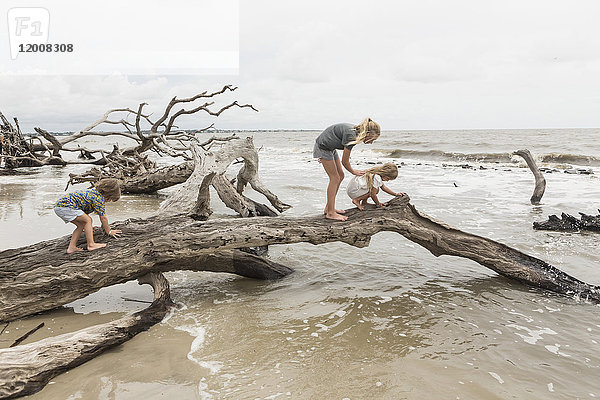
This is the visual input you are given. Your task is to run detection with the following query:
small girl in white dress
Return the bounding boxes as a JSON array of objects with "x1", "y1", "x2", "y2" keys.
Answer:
[{"x1": 346, "y1": 163, "x2": 405, "y2": 210}]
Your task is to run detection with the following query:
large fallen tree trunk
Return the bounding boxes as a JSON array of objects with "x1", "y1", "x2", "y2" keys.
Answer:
[
  {"x1": 0, "y1": 272, "x2": 175, "y2": 399},
  {"x1": 534, "y1": 210, "x2": 600, "y2": 232},
  {"x1": 2, "y1": 196, "x2": 600, "y2": 325}
]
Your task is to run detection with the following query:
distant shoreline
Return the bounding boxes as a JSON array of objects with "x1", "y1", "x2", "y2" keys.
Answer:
[{"x1": 24, "y1": 126, "x2": 600, "y2": 136}]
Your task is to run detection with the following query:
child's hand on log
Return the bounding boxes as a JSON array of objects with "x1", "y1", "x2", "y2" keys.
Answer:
[{"x1": 108, "y1": 229, "x2": 122, "y2": 238}]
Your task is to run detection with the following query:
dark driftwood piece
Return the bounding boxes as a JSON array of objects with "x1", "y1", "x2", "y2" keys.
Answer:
[
  {"x1": 2, "y1": 196, "x2": 600, "y2": 326},
  {"x1": 534, "y1": 210, "x2": 600, "y2": 232},
  {"x1": 9, "y1": 323, "x2": 44, "y2": 348},
  {"x1": 0, "y1": 272, "x2": 175, "y2": 399},
  {"x1": 514, "y1": 149, "x2": 546, "y2": 204}
]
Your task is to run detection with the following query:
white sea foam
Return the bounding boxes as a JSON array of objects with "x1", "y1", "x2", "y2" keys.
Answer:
[
  {"x1": 506, "y1": 324, "x2": 557, "y2": 345},
  {"x1": 171, "y1": 318, "x2": 224, "y2": 374},
  {"x1": 488, "y1": 372, "x2": 504, "y2": 384}
]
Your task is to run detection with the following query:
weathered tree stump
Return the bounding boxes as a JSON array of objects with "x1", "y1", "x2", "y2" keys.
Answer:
[
  {"x1": 514, "y1": 149, "x2": 546, "y2": 204},
  {"x1": 534, "y1": 210, "x2": 600, "y2": 232},
  {"x1": 159, "y1": 137, "x2": 290, "y2": 219}
]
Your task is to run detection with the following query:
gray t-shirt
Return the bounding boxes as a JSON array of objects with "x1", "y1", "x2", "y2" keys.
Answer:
[{"x1": 315, "y1": 123, "x2": 357, "y2": 151}]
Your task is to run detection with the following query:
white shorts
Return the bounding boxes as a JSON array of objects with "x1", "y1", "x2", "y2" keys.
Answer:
[{"x1": 54, "y1": 206, "x2": 85, "y2": 223}]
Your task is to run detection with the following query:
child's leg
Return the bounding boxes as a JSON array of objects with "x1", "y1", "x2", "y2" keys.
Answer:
[
  {"x1": 320, "y1": 158, "x2": 347, "y2": 221},
  {"x1": 352, "y1": 193, "x2": 370, "y2": 210},
  {"x1": 67, "y1": 218, "x2": 86, "y2": 254},
  {"x1": 71, "y1": 214, "x2": 106, "y2": 251},
  {"x1": 369, "y1": 187, "x2": 381, "y2": 206}
]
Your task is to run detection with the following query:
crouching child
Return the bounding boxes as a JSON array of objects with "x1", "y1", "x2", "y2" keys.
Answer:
[{"x1": 54, "y1": 178, "x2": 122, "y2": 254}]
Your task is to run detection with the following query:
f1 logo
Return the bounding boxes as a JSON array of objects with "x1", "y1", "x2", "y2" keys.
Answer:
[{"x1": 7, "y1": 8, "x2": 50, "y2": 60}]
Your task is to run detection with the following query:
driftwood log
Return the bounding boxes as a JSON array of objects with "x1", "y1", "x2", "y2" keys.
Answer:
[
  {"x1": 0, "y1": 272, "x2": 175, "y2": 399},
  {"x1": 159, "y1": 137, "x2": 290, "y2": 219},
  {"x1": 534, "y1": 210, "x2": 600, "y2": 232},
  {"x1": 2, "y1": 196, "x2": 600, "y2": 325},
  {"x1": 514, "y1": 149, "x2": 546, "y2": 204}
]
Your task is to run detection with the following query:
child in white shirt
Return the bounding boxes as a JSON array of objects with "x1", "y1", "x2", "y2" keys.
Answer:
[{"x1": 346, "y1": 163, "x2": 405, "y2": 210}]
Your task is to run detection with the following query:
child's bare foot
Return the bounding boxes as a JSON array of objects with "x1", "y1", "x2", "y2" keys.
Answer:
[
  {"x1": 87, "y1": 243, "x2": 107, "y2": 251},
  {"x1": 351, "y1": 199, "x2": 364, "y2": 210},
  {"x1": 67, "y1": 247, "x2": 83, "y2": 254},
  {"x1": 325, "y1": 212, "x2": 348, "y2": 221}
]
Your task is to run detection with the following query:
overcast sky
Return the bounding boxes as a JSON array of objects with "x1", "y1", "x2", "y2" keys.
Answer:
[{"x1": 3, "y1": 0, "x2": 600, "y2": 132}]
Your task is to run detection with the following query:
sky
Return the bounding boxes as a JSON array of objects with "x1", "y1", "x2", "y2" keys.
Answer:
[{"x1": 2, "y1": 0, "x2": 600, "y2": 132}]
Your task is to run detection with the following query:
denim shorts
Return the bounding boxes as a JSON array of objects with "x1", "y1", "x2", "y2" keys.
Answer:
[
  {"x1": 312, "y1": 142, "x2": 339, "y2": 161},
  {"x1": 54, "y1": 206, "x2": 84, "y2": 223}
]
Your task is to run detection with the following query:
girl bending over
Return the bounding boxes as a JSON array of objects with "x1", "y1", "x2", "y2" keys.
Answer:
[{"x1": 313, "y1": 118, "x2": 381, "y2": 221}]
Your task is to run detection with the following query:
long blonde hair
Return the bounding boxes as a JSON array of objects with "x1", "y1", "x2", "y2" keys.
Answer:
[
  {"x1": 347, "y1": 117, "x2": 381, "y2": 146},
  {"x1": 364, "y1": 163, "x2": 398, "y2": 191}
]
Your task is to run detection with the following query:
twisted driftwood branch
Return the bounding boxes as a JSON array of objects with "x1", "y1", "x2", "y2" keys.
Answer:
[
  {"x1": 0, "y1": 272, "x2": 175, "y2": 399},
  {"x1": 514, "y1": 149, "x2": 546, "y2": 204},
  {"x1": 159, "y1": 136, "x2": 290, "y2": 219}
]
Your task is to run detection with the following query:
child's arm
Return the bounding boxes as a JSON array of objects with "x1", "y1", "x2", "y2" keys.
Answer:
[
  {"x1": 369, "y1": 188, "x2": 382, "y2": 206},
  {"x1": 341, "y1": 148, "x2": 365, "y2": 176},
  {"x1": 99, "y1": 215, "x2": 121, "y2": 238},
  {"x1": 381, "y1": 184, "x2": 406, "y2": 197}
]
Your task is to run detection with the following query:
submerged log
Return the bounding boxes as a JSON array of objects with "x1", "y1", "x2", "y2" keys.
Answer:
[
  {"x1": 534, "y1": 210, "x2": 600, "y2": 232},
  {"x1": 514, "y1": 149, "x2": 546, "y2": 204},
  {"x1": 2, "y1": 196, "x2": 600, "y2": 325},
  {"x1": 0, "y1": 272, "x2": 175, "y2": 399}
]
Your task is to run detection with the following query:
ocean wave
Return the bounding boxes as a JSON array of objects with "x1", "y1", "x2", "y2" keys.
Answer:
[
  {"x1": 540, "y1": 153, "x2": 600, "y2": 166},
  {"x1": 386, "y1": 149, "x2": 515, "y2": 163},
  {"x1": 384, "y1": 149, "x2": 600, "y2": 166}
]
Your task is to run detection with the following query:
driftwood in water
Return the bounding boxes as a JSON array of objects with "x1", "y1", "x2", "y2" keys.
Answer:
[
  {"x1": 0, "y1": 272, "x2": 175, "y2": 399},
  {"x1": 534, "y1": 210, "x2": 600, "y2": 232},
  {"x1": 514, "y1": 149, "x2": 546, "y2": 204},
  {"x1": 2, "y1": 196, "x2": 600, "y2": 326}
]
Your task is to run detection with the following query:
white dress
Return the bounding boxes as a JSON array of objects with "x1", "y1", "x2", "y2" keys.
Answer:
[{"x1": 346, "y1": 174, "x2": 383, "y2": 199}]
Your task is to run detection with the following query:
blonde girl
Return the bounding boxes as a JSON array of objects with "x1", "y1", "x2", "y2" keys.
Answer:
[
  {"x1": 313, "y1": 118, "x2": 381, "y2": 221},
  {"x1": 346, "y1": 163, "x2": 405, "y2": 210}
]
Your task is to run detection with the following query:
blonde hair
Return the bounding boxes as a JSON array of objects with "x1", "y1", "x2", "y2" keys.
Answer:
[
  {"x1": 347, "y1": 117, "x2": 381, "y2": 146},
  {"x1": 364, "y1": 163, "x2": 398, "y2": 191},
  {"x1": 95, "y1": 178, "x2": 121, "y2": 202}
]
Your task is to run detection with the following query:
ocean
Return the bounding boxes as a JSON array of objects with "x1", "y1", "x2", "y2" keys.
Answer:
[{"x1": 1, "y1": 128, "x2": 599, "y2": 399}]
